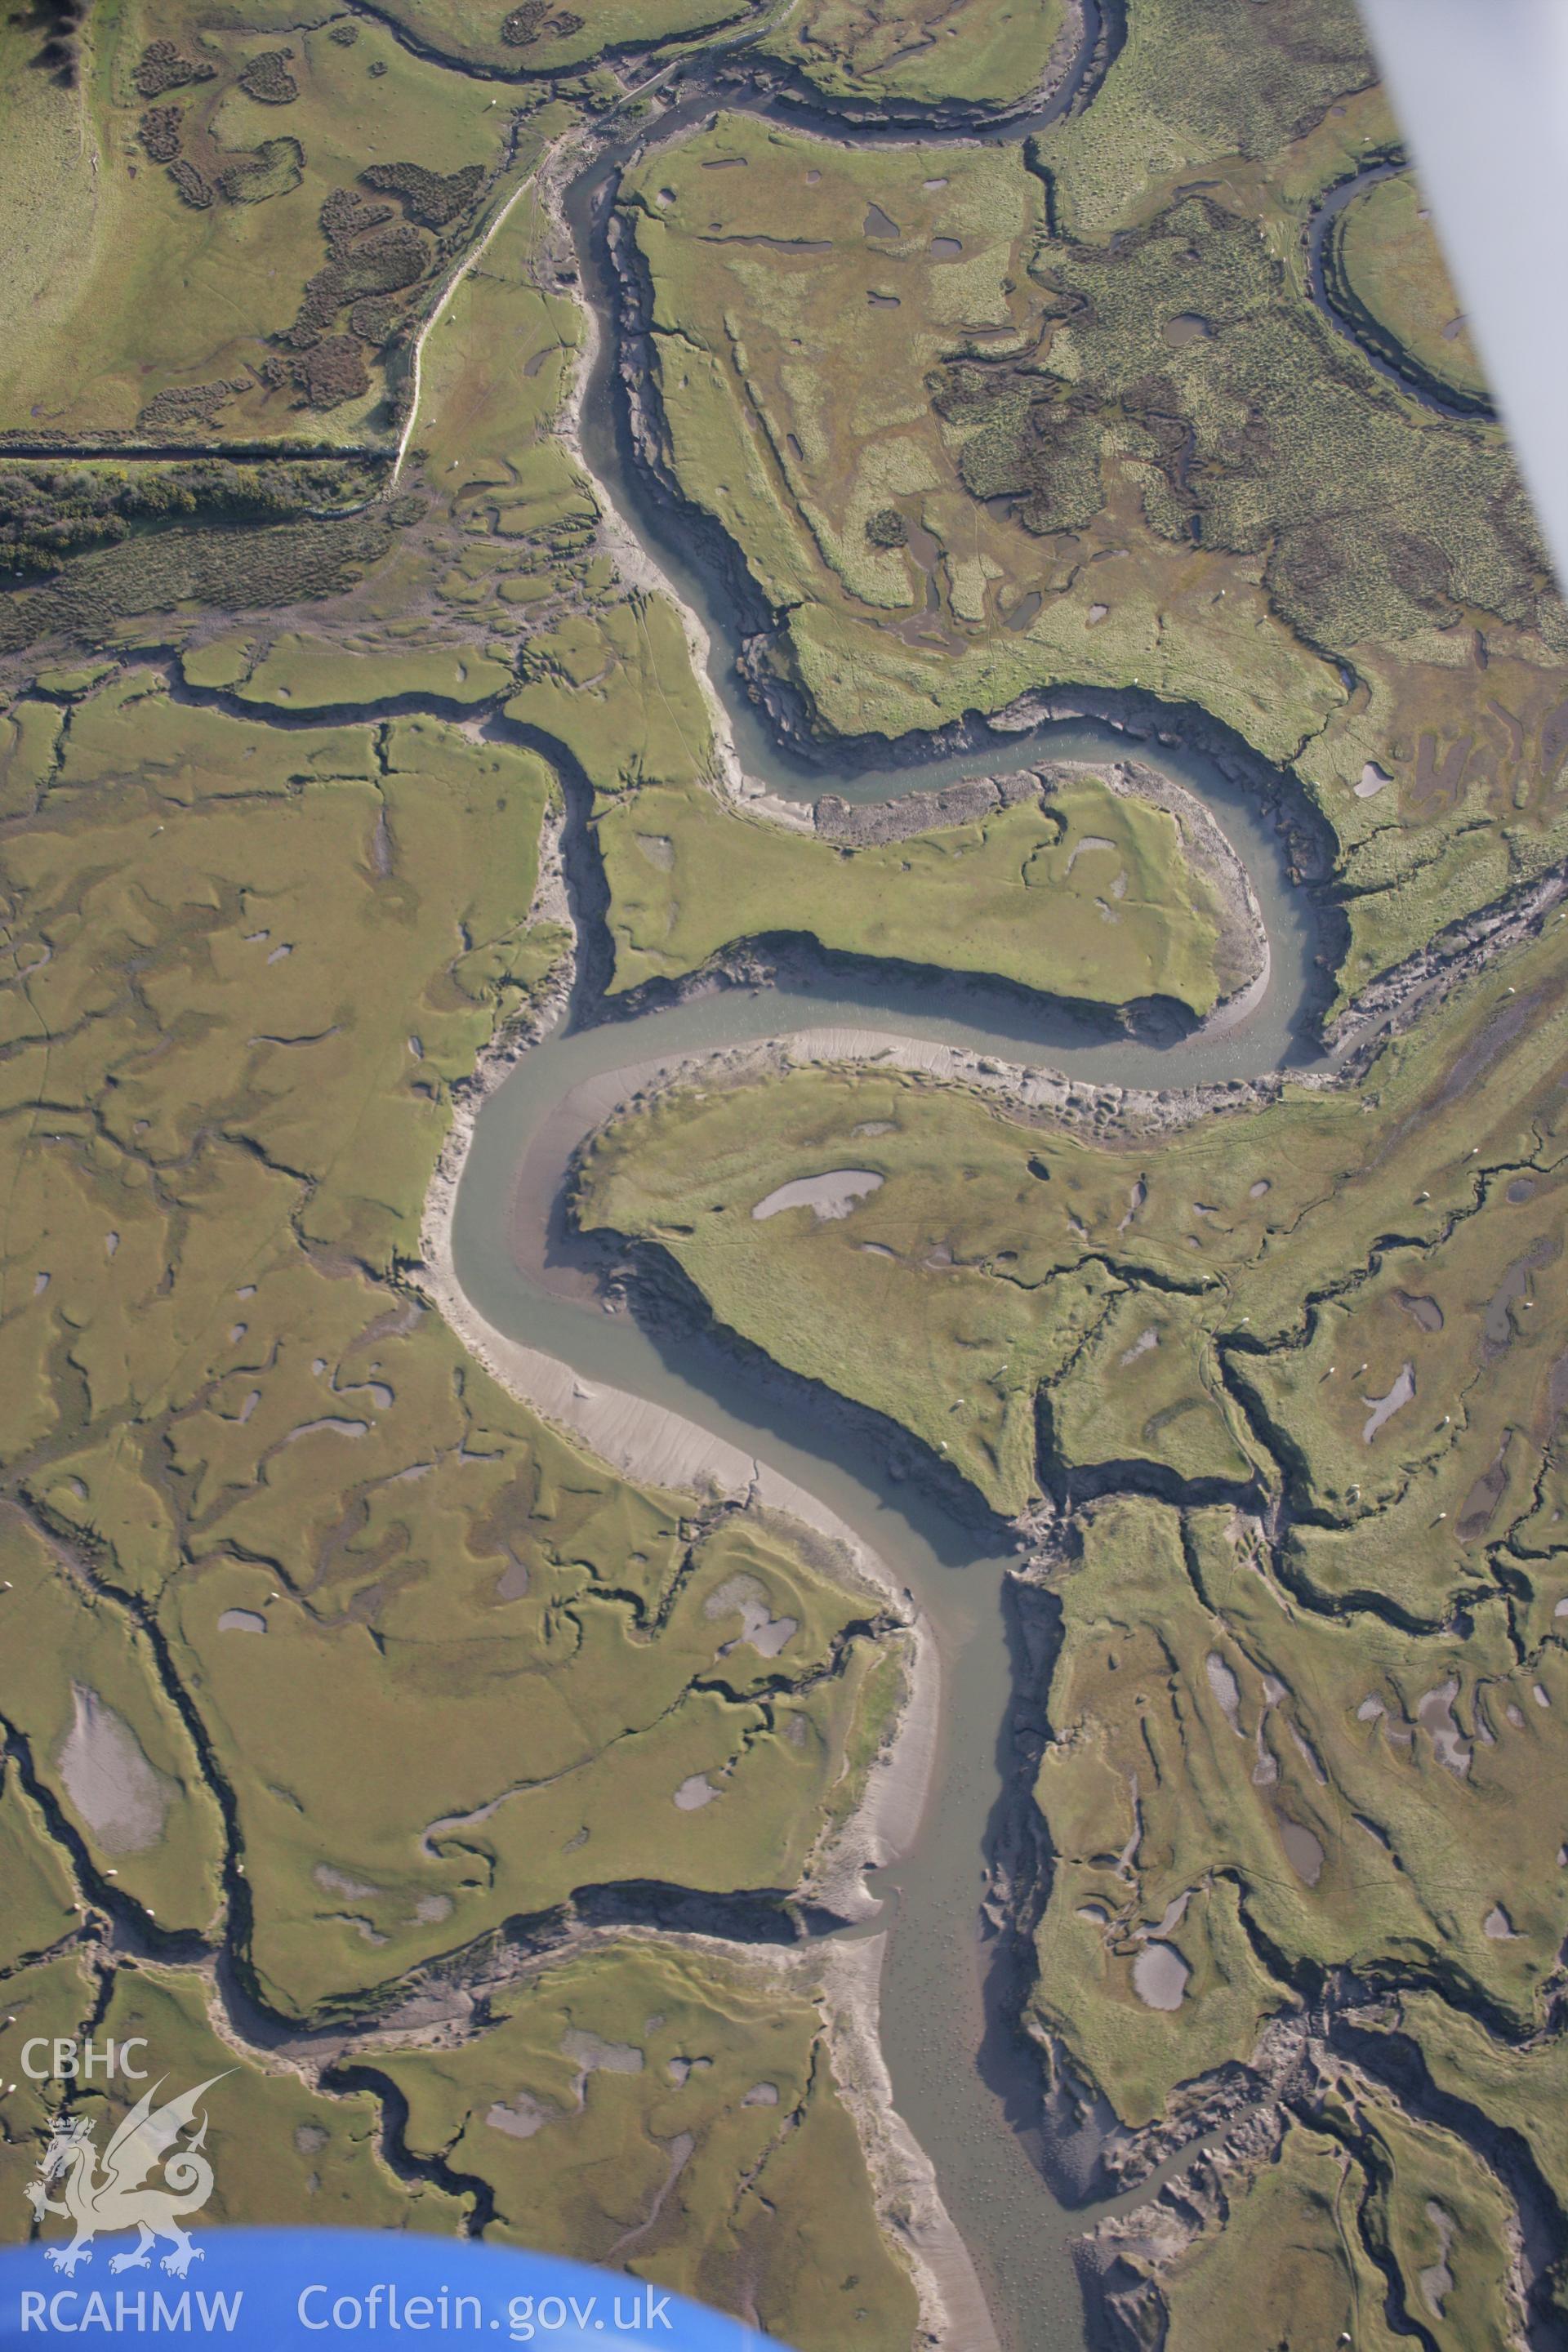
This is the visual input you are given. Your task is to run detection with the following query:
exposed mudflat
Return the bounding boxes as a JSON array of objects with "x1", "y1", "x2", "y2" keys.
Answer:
[
  {"x1": 1132, "y1": 1943, "x2": 1190, "y2": 2011},
  {"x1": 57, "y1": 1685, "x2": 172, "y2": 1855},
  {"x1": 752, "y1": 1169, "x2": 884, "y2": 1221}
]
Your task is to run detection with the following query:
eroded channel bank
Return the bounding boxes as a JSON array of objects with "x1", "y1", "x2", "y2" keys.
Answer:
[
  {"x1": 434, "y1": 993, "x2": 1258, "y2": 2352},
  {"x1": 433, "y1": 738, "x2": 1328, "y2": 2352},
  {"x1": 422, "y1": 68, "x2": 1352, "y2": 2352},
  {"x1": 424, "y1": 36, "x2": 1566, "y2": 2346},
  {"x1": 419, "y1": 29, "x2": 1542, "y2": 2343}
]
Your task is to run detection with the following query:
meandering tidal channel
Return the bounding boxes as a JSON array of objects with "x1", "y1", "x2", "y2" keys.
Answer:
[{"x1": 448, "y1": 54, "x2": 1339, "y2": 2352}]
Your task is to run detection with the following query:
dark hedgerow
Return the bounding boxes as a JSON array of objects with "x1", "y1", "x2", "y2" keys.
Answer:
[
  {"x1": 0, "y1": 461, "x2": 381, "y2": 580},
  {"x1": 320, "y1": 189, "x2": 396, "y2": 244},
  {"x1": 349, "y1": 295, "x2": 406, "y2": 345},
  {"x1": 284, "y1": 225, "x2": 430, "y2": 350},
  {"x1": 0, "y1": 510, "x2": 394, "y2": 655},
  {"x1": 32, "y1": 0, "x2": 92, "y2": 83},
  {"x1": 136, "y1": 381, "x2": 243, "y2": 431}
]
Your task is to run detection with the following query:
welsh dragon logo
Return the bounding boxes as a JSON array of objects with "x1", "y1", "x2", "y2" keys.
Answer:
[{"x1": 24, "y1": 2075, "x2": 226, "y2": 2278}]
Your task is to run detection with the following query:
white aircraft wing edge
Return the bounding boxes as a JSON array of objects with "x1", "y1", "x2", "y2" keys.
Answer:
[{"x1": 1357, "y1": 0, "x2": 1568, "y2": 592}]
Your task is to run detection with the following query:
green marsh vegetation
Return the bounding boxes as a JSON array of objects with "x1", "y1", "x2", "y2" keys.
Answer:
[
  {"x1": 168, "y1": 1447, "x2": 901, "y2": 2016},
  {"x1": 1323, "y1": 169, "x2": 1490, "y2": 412},
  {"x1": 617, "y1": 44, "x2": 1567, "y2": 1006},
  {"x1": 1035, "y1": 1499, "x2": 1565, "y2": 2114},
  {"x1": 373, "y1": 1936, "x2": 920, "y2": 2350},
  {"x1": 761, "y1": 0, "x2": 1069, "y2": 112},
  {"x1": 359, "y1": 175, "x2": 613, "y2": 646},
  {"x1": 0, "y1": 679, "x2": 903, "y2": 2026},
  {"x1": 1393, "y1": 1990, "x2": 1568, "y2": 2236},
  {"x1": 595, "y1": 771, "x2": 1232, "y2": 1013},
  {"x1": 0, "y1": 1953, "x2": 100, "y2": 2221},
  {"x1": 1033, "y1": 0, "x2": 1378, "y2": 237},
  {"x1": 0, "y1": 0, "x2": 1563, "y2": 2328},
  {"x1": 86, "y1": 1967, "x2": 459, "y2": 2232},
  {"x1": 186, "y1": 630, "x2": 515, "y2": 709},
  {"x1": 364, "y1": 0, "x2": 760, "y2": 78},
  {"x1": 119, "y1": 187, "x2": 608, "y2": 706},
  {"x1": 0, "y1": 185, "x2": 607, "y2": 697},
  {"x1": 1110, "y1": 2099, "x2": 1519, "y2": 2352},
  {"x1": 0, "y1": 0, "x2": 519, "y2": 442},
  {"x1": 575, "y1": 916, "x2": 1568, "y2": 1599},
  {"x1": 497, "y1": 568, "x2": 1234, "y2": 1025},
  {"x1": 577, "y1": 938, "x2": 1568, "y2": 2339},
  {"x1": 0, "y1": 1747, "x2": 79, "y2": 1976},
  {"x1": 0, "y1": 1509, "x2": 227, "y2": 1936},
  {"x1": 507, "y1": 590, "x2": 1241, "y2": 1018},
  {"x1": 0, "y1": 672, "x2": 911, "y2": 2264},
  {"x1": 19, "y1": 1935, "x2": 918, "y2": 2336},
  {"x1": 505, "y1": 599, "x2": 711, "y2": 791}
]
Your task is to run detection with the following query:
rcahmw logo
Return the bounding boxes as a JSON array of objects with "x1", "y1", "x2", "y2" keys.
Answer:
[{"x1": 21, "y1": 2047, "x2": 231, "y2": 2287}]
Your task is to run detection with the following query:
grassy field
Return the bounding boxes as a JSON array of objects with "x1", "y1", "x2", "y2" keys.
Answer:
[
  {"x1": 0, "y1": 17, "x2": 100, "y2": 403},
  {"x1": 0, "y1": 676, "x2": 905, "y2": 2024},
  {"x1": 0, "y1": 0, "x2": 519, "y2": 441},
  {"x1": 368, "y1": 0, "x2": 757, "y2": 76},
  {"x1": 762, "y1": 0, "x2": 1069, "y2": 110},
  {"x1": 374, "y1": 1936, "x2": 919, "y2": 2351},
  {"x1": 1325, "y1": 171, "x2": 1490, "y2": 408},
  {"x1": 165, "y1": 184, "x2": 608, "y2": 688},
  {"x1": 595, "y1": 772, "x2": 1229, "y2": 1011},
  {"x1": 575, "y1": 915, "x2": 1568, "y2": 1607}
]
